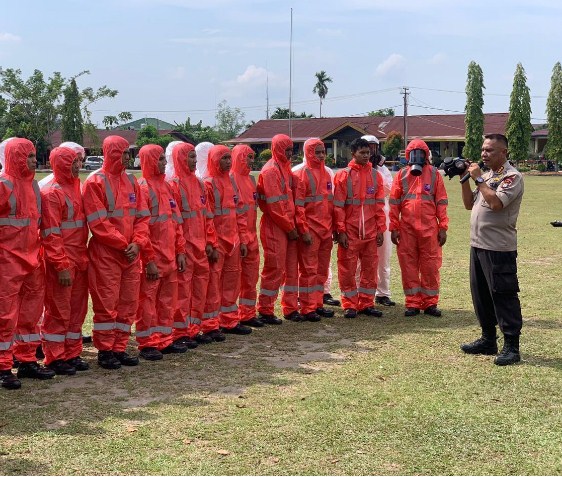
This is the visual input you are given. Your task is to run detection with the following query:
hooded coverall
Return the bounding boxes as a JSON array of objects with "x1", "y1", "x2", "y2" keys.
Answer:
[
  {"x1": 135, "y1": 144, "x2": 186, "y2": 351},
  {"x1": 167, "y1": 143, "x2": 218, "y2": 341},
  {"x1": 231, "y1": 145, "x2": 259, "y2": 323},
  {"x1": 334, "y1": 159, "x2": 386, "y2": 310},
  {"x1": 40, "y1": 147, "x2": 89, "y2": 365},
  {"x1": 204, "y1": 145, "x2": 248, "y2": 331},
  {"x1": 389, "y1": 139, "x2": 449, "y2": 309},
  {"x1": 82, "y1": 136, "x2": 151, "y2": 353},
  {"x1": 0, "y1": 139, "x2": 44, "y2": 371},
  {"x1": 257, "y1": 134, "x2": 299, "y2": 317},
  {"x1": 294, "y1": 139, "x2": 334, "y2": 314}
]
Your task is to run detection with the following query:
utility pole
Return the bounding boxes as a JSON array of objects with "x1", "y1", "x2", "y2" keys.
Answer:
[
  {"x1": 402, "y1": 86, "x2": 410, "y2": 148},
  {"x1": 288, "y1": 7, "x2": 293, "y2": 138},
  {"x1": 266, "y1": 68, "x2": 270, "y2": 119}
]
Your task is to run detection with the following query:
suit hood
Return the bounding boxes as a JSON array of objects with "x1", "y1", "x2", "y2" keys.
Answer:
[
  {"x1": 207, "y1": 145, "x2": 231, "y2": 178},
  {"x1": 171, "y1": 142, "x2": 195, "y2": 179},
  {"x1": 4, "y1": 138, "x2": 36, "y2": 180},
  {"x1": 304, "y1": 138, "x2": 325, "y2": 169},
  {"x1": 406, "y1": 139, "x2": 431, "y2": 164},
  {"x1": 102, "y1": 135, "x2": 130, "y2": 175},
  {"x1": 232, "y1": 144, "x2": 254, "y2": 176},
  {"x1": 51, "y1": 146, "x2": 79, "y2": 186},
  {"x1": 195, "y1": 142, "x2": 214, "y2": 178},
  {"x1": 139, "y1": 144, "x2": 164, "y2": 180},
  {"x1": 271, "y1": 134, "x2": 293, "y2": 167}
]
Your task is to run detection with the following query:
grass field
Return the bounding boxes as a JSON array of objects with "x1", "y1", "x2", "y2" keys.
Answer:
[{"x1": 1, "y1": 174, "x2": 561, "y2": 475}]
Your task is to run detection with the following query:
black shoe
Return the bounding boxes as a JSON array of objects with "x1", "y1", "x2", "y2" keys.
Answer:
[
  {"x1": 222, "y1": 324, "x2": 253, "y2": 335},
  {"x1": 174, "y1": 337, "x2": 198, "y2": 349},
  {"x1": 494, "y1": 335, "x2": 521, "y2": 366},
  {"x1": 139, "y1": 347, "x2": 164, "y2": 361},
  {"x1": 66, "y1": 357, "x2": 90, "y2": 371},
  {"x1": 114, "y1": 351, "x2": 139, "y2": 366},
  {"x1": 316, "y1": 307, "x2": 334, "y2": 318},
  {"x1": 344, "y1": 308, "x2": 357, "y2": 319},
  {"x1": 284, "y1": 311, "x2": 305, "y2": 322},
  {"x1": 36, "y1": 345, "x2": 45, "y2": 360},
  {"x1": 47, "y1": 360, "x2": 76, "y2": 376},
  {"x1": 195, "y1": 332, "x2": 214, "y2": 345},
  {"x1": 424, "y1": 305, "x2": 442, "y2": 317},
  {"x1": 16, "y1": 362, "x2": 56, "y2": 380},
  {"x1": 0, "y1": 370, "x2": 21, "y2": 390},
  {"x1": 258, "y1": 314, "x2": 283, "y2": 325},
  {"x1": 358, "y1": 307, "x2": 383, "y2": 317},
  {"x1": 405, "y1": 308, "x2": 420, "y2": 317},
  {"x1": 82, "y1": 334, "x2": 93, "y2": 344},
  {"x1": 376, "y1": 296, "x2": 396, "y2": 306},
  {"x1": 97, "y1": 351, "x2": 121, "y2": 370},
  {"x1": 303, "y1": 312, "x2": 321, "y2": 322},
  {"x1": 323, "y1": 293, "x2": 341, "y2": 306},
  {"x1": 460, "y1": 336, "x2": 498, "y2": 355},
  {"x1": 161, "y1": 342, "x2": 189, "y2": 354},
  {"x1": 242, "y1": 317, "x2": 265, "y2": 328},
  {"x1": 207, "y1": 330, "x2": 226, "y2": 342}
]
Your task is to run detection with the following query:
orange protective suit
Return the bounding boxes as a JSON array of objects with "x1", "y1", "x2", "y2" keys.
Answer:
[
  {"x1": 204, "y1": 145, "x2": 248, "y2": 330},
  {"x1": 135, "y1": 145, "x2": 186, "y2": 351},
  {"x1": 389, "y1": 139, "x2": 449, "y2": 309},
  {"x1": 167, "y1": 143, "x2": 217, "y2": 340},
  {"x1": 257, "y1": 134, "x2": 299, "y2": 317},
  {"x1": 231, "y1": 145, "x2": 259, "y2": 322},
  {"x1": 40, "y1": 147, "x2": 89, "y2": 365},
  {"x1": 334, "y1": 159, "x2": 386, "y2": 310},
  {"x1": 82, "y1": 136, "x2": 151, "y2": 353},
  {"x1": 0, "y1": 138, "x2": 44, "y2": 370},
  {"x1": 294, "y1": 139, "x2": 334, "y2": 314}
]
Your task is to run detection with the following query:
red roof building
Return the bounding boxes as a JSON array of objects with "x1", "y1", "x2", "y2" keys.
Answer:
[{"x1": 229, "y1": 113, "x2": 509, "y2": 163}]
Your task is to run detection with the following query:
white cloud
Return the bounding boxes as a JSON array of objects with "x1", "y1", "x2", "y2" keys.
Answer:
[
  {"x1": 375, "y1": 53, "x2": 406, "y2": 77},
  {"x1": 169, "y1": 66, "x2": 186, "y2": 80},
  {"x1": 316, "y1": 28, "x2": 344, "y2": 38},
  {"x1": 428, "y1": 53, "x2": 447, "y2": 65},
  {"x1": 236, "y1": 65, "x2": 268, "y2": 85},
  {"x1": 0, "y1": 32, "x2": 21, "y2": 42}
]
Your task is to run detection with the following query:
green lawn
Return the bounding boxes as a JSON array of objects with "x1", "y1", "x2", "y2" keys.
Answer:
[{"x1": 1, "y1": 174, "x2": 561, "y2": 475}]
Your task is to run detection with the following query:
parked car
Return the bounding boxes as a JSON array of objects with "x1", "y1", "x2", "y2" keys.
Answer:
[{"x1": 84, "y1": 156, "x2": 103, "y2": 170}]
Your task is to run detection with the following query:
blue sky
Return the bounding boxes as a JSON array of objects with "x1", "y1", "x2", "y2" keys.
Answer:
[{"x1": 1, "y1": 0, "x2": 561, "y2": 127}]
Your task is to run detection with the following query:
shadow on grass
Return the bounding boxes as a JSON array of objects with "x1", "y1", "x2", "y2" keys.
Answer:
[
  {"x1": 524, "y1": 354, "x2": 562, "y2": 370},
  {"x1": 0, "y1": 305, "x2": 479, "y2": 440},
  {"x1": 0, "y1": 457, "x2": 49, "y2": 475}
]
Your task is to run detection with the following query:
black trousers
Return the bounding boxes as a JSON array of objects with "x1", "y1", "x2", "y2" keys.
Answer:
[{"x1": 470, "y1": 247, "x2": 522, "y2": 336}]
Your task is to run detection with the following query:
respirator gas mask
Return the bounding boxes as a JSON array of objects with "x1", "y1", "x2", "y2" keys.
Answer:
[{"x1": 408, "y1": 149, "x2": 426, "y2": 176}]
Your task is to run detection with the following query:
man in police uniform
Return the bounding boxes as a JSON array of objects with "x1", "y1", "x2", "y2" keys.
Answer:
[{"x1": 460, "y1": 134, "x2": 524, "y2": 366}]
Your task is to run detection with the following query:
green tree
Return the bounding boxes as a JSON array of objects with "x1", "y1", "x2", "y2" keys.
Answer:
[
  {"x1": 506, "y1": 63, "x2": 532, "y2": 163},
  {"x1": 0, "y1": 68, "x2": 121, "y2": 160},
  {"x1": 61, "y1": 78, "x2": 83, "y2": 143},
  {"x1": 312, "y1": 70, "x2": 333, "y2": 118},
  {"x1": 546, "y1": 62, "x2": 562, "y2": 169},
  {"x1": 382, "y1": 130, "x2": 403, "y2": 159},
  {"x1": 102, "y1": 111, "x2": 133, "y2": 130},
  {"x1": 173, "y1": 117, "x2": 221, "y2": 144},
  {"x1": 463, "y1": 61, "x2": 485, "y2": 160},
  {"x1": 135, "y1": 125, "x2": 174, "y2": 149},
  {"x1": 368, "y1": 108, "x2": 395, "y2": 117},
  {"x1": 215, "y1": 100, "x2": 246, "y2": 141},
  {"x1": 270, "y1": 107, "x2": 313, "y2": 119}
]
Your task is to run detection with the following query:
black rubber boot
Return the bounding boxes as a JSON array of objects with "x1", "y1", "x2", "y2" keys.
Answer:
[
  {"x1": 460, "y1": 330, "x2": 498, "y2": 355},
  {"x1": 494, "y1": 334, "x2": 521, "y2": 366}
]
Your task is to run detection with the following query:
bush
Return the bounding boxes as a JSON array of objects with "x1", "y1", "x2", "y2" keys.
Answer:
[
  {"x1": 518, "y1": 166, "x2": 530, "y2": 172},
  {"x1": 259, "y1": 149, "x2": 272, "y2": 161},
  {"x1": 537, "y1": 163, "x2": 546, "y2": 172}
]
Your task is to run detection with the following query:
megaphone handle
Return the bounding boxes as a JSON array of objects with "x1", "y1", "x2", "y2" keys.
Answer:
[{"x1": 460, "y1": 172, "x2": 471, "y2": 184}]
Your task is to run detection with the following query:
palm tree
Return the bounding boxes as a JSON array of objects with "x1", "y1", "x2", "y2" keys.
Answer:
[{"x1": 312, "y1": 71, "x2": 333, "y2": 118}]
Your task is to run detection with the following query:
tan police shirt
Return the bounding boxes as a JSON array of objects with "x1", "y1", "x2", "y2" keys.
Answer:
[{"x1": 470, "y1": 161, "x2": 524, "y2": 252}]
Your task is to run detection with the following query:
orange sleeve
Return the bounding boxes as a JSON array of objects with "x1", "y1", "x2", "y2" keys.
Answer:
[
  {"x1": 434, "y1": 171, "x2": 449, "y2": 231},
  {"x1": 375, "y1": 172, "x2": 387, "y2": 233},
  {"x1": 294, "y1": 169, "x2": 309, "y2": 235},
  {"x1": 82, "y1": 178, "x2": 129, "y2": 250},
  {"x1": 40, "y1": 189, "x2": 72, "y2": 272},
  {"x1": 258, "y1": 169, "x2": 295, "y2": 233},
  {"x1": 333, "y1": 170, "x2": 348, "y2": 234}
]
